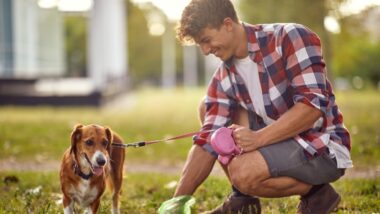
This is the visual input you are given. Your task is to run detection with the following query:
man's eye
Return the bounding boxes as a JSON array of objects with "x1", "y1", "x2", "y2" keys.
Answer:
[
  {"x1": 103, "y1": 140, "x2": 109, "y2": 147},
  {"x1": 85, "y1": 140, "x2": 94, "y2": 146}
]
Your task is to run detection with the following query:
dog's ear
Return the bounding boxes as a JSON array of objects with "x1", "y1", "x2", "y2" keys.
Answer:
[
  {"x1": 105, "y1": 127, "x2": 113, "y2": 152},
  {"x1": 70, "y1": 124, "x2": 83, "y2": 154}
]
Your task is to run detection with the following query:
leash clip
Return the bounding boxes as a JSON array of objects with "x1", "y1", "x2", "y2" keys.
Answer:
[{"x1": 128, "y1": 141, "x2": 146, "y2": 148}]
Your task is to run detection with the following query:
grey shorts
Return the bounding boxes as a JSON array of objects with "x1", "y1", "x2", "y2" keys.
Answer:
[
  {"x1": 248, "y1": 111, "x2": 345, "y2": 185},
  {"x1": 202, "y1": 111, "x2": 345, "y2": 185},
  {"x1": 258, "y1": 139, "x2": 345, "y2": 185}
]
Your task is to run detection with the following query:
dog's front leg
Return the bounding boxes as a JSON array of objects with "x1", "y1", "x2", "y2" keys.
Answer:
[
  {"x1": 62, "y1": 196, "x2": 74, "y2": 214},
  {"x1": 89, "y1": 199, "x2": 101, "y2": 214}
]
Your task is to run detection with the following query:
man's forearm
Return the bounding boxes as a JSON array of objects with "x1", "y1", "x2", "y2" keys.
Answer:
[
  {"x1": 257, "y1": 102, "x2": 323, "y2": 147},
  {"x1": 174, "y1": 145, "x2": 216, "y2": 196}
]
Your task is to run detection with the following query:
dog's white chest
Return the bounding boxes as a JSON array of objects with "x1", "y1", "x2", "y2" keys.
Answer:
[{"x1": 70, "y1": 180, "x2": 98, "y2": 207}]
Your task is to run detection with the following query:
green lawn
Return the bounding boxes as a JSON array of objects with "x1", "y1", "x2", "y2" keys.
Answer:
[
  {"x1": 0, "y1": 87, "x2": 379, "y2": 212},
  {"x1": 0, "y1": 171, "x2": 379, "y2": 213}
]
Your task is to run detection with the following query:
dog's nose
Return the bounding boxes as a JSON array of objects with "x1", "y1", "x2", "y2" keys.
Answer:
[{"x1": 96, "y1": 156, "x2": 106, "y2": 166}]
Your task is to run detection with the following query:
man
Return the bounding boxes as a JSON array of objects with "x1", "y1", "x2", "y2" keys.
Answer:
[{"x1": 173, "y1": 0, "x2": 353, "y2": 213}]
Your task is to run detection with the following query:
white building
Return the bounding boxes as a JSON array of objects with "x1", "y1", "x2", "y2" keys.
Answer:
[{"x1": 0, "y1": 0, "x2": 128, "y2": 106}]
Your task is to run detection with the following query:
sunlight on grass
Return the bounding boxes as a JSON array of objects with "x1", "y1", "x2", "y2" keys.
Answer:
[
  {"x1": 0, "y1": 88, "x2": 379, "y2": 213},
  {"x1": 0, "y1": 88, "x2": 379, "y2": 167},
  {"x1": 0, "y1": 171, "x2": 379, "y2": 213}
]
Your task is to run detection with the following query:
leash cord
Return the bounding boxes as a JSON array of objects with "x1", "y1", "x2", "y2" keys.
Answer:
[{"x1": 111, "y1": 129, "x2": 216, "y2": 148}]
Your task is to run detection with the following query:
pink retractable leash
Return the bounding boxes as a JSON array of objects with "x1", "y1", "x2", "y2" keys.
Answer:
[{"x1": 112, "y1": 127, "x2": 240, "y2": 165}]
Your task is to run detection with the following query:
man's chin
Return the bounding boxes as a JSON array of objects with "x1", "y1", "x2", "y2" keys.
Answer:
[
  {"x1": 216, "y1": 53, "x2": 233, "y2": 62},
  {"x1": 215, "y1": 55, "x2": 226, "y2": 61},
  {"x1": 219, "y1": 55, "x2": 232, "y2": 62}
]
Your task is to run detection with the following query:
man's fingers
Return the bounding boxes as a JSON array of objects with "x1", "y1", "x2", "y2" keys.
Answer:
[{"x1": 228, "y1": 124, "x2": 239, "y2": 130}]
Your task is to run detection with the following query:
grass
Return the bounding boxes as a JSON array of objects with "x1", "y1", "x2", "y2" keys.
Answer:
[
  {"x1": 0, "y1": 171, "x2": 379, "y2": 213},
  {"x1": 335, "y1": 90, "x2": 380, "y2": 167},
  {"x1": 0, "y1": 88, "x2": 379, "y2": 167},
  {"x1": 0, "y1": 87, "x2": 379, "y2": 212},
  {"x1": 0, "y1": 88, "x2": 203, "y2": 165}
]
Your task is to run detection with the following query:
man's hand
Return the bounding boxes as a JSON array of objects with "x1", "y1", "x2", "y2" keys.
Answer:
[
  {"x1": 229, "y1": 102, "x2": 323, "y2": 153},
  {"x1": 229, "y1": 124, "x2": 262, "y2": 152}
]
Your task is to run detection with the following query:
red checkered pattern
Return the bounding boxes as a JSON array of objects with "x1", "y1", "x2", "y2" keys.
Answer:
[{"x1": 194, "y1": 23, "x2": 351, "y2": 157}]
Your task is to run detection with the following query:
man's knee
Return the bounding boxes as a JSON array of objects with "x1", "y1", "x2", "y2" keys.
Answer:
[{"x1": 228, "y1": 157, "x2": 261, "y2": 194}]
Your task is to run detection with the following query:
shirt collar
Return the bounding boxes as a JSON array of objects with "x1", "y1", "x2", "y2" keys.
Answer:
[
  {"x1": 243, "y1": 22, "x2": 260, "y2": 53},
  {"x1": 225, "y1": 23, "x2": 261, "y2": 70}
]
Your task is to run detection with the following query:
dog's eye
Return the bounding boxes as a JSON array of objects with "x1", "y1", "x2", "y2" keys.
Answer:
[
  {"x1": 103, "y1": 140, "x2": 109, "y2": 148},
  {"x1": 85, "y1": 140, "x2": 94, "y2": 146}
]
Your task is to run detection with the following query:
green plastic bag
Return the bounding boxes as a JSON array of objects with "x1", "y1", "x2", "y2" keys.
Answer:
[{"x1": 157, "y1": 195, "x2": 196, "y2": 214}]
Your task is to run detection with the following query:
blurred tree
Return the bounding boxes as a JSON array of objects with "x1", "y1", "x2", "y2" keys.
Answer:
[
  {"x1": 127, "y1": 1, "x2": 163, "y2": 87},
  {"x1": 63, "y1": 1, "x2": 163, "y2": 86},
  {"x1": 332, "y1": 7, "x2": 380, "y2": 87},
  {"x1": 64, "y1": 15, "x2": 87, "y2": 77},
  {"x1": 237, "y1": 0, "x2": 346, "y2": 80},
  {"x1": 238, "y1": 0, "x2": 325, "y2": 32}
]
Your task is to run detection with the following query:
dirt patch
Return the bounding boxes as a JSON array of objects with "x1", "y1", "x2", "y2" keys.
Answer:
[{"x1": 0, "y1": 159, "x2": 379, "y2": 179}]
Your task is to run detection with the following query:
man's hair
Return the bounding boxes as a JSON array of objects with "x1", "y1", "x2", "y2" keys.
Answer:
[{"x1": 176, "y1": 0, "x2": 239, "y2": 44}]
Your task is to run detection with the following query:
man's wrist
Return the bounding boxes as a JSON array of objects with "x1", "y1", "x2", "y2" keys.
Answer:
[{"x1": 255, "y1": 129, "x2": 270, "y2": 148}]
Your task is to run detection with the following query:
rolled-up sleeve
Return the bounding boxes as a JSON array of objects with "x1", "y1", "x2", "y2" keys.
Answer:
[
  {"x1": 193, "y1": 69, "x2": 237, "y2": 146},
  {"x1": 281, "y1": 23, "x2": 329, "y2": 115}
]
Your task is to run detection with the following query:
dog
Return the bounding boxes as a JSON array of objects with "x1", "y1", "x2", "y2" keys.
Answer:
[{"x1": 60, "y1": 124, "x2": 125, "y2": 214}]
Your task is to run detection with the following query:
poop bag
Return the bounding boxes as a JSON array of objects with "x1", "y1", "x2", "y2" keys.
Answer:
[{"x1": 157, "y1": 195, "x2": 196, "y2": 214}]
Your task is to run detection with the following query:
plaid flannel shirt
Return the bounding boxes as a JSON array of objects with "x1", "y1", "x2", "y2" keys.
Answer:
[{"x1": 193, "y1": 23, "x2": 351, "y2": 157}]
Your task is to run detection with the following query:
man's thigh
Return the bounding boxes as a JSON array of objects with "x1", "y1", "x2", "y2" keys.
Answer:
[{"x1": 258, "y1": 139, "x2": 345, "y2": 185}]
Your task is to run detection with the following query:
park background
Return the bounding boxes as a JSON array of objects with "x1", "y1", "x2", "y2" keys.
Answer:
[{"x1": 0, "y1": 0, "x2": 379, "y2": 213}]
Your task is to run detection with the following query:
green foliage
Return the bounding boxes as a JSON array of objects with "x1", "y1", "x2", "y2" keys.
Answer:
[
  {"x1": 237, "y1": 0, "x2": 335, "y2": 79},
  {"x1": 237, "y1": 0, "x2": 327, "y2": 36},
  {"x1": 64, "y1": 15, "x2": 88, "y2": 77},
  {"x1": 127, "y1": 2, "x2": 162, "y2": 87},
  {"x1": 330, "y1": 7, "x2": 380, "y2": 87},
  {"x1": 333, "y1": 35, "x2": 380, "y2": 86},
  {"x1": 335, "y1": 90, "x2": 380, "y2": 167},
  {"x1": 0, "y1": 172, "x2": 379, "y2": 213},
  {"x1": 62, "y1": 1, "x2": 166, "y2": 86}
]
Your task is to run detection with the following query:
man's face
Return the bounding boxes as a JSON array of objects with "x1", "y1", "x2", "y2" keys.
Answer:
[{"x1": 195, "y1": 24, "x2": 235, "y2": 61}]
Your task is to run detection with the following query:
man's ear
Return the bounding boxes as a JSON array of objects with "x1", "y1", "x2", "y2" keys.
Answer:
[
  {"x1": 105, "y1": 127, "x2": 113, "y2": 153},
  {"x1": 222, "y1": 17, "x2": 234, "y2": 31},
  {"x1": 70, "y1": 124, "x2": 83, "y2": 155}
]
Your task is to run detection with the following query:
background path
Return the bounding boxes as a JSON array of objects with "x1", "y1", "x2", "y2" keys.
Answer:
[{"x1": 1, "y1": 159, "x2": 379, "y2": 179}]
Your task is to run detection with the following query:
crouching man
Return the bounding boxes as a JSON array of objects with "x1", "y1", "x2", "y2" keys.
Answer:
[{"x1": 172, "y1": 0, "x2": 353, "y2": 213}]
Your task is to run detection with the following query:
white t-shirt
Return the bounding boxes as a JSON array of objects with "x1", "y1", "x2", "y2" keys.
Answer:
[
  {"x1": 233, "y1": 56, "x2": 352, "y2": 169},
  {"x1": 233, "y1": 56, "x2": 271, "y2": 124}
]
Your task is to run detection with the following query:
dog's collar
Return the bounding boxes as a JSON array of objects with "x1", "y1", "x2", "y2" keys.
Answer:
[{"x1": 73, "y1": 162, "x2": 93, "y2": 180}]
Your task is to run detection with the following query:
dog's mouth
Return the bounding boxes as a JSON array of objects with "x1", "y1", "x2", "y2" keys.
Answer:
[
  {"x1": 83, "y1": 153, "x2": 104, "y2": 176},
  {"x1": 91, "y1": 166, "x2": 104, "y2": 176}
]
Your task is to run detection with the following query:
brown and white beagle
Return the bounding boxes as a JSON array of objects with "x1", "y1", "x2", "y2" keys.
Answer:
[{"x1": 60, "y1": 124, "x2": 125, "y2": 214}]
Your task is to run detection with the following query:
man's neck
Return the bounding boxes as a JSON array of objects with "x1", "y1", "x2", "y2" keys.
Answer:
[{"x1": 233, "y1": 22, "x2": 248, "y2": 59}]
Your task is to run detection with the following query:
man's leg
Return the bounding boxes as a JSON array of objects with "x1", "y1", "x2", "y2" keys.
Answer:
[
  {"x1": 174, "y1": 144, "x2": 216, "y2": 196},
  {"x1": 228, "y1": 146, "x2": 342, "y2": 214},
  {"x1": 199, "y1": 99, "x2": 261, "y2": 214},
  {"x1": 228, "y1": 150, "x2": 311, "y2": 197}
]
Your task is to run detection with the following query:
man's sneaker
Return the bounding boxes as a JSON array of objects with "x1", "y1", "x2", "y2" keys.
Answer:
[
  {"x1": 203, "y1": 193, "x2": 261, "y2": 214},
  {"x1": 297, "y1": 184, "x2": 341, "y2": 214}
]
